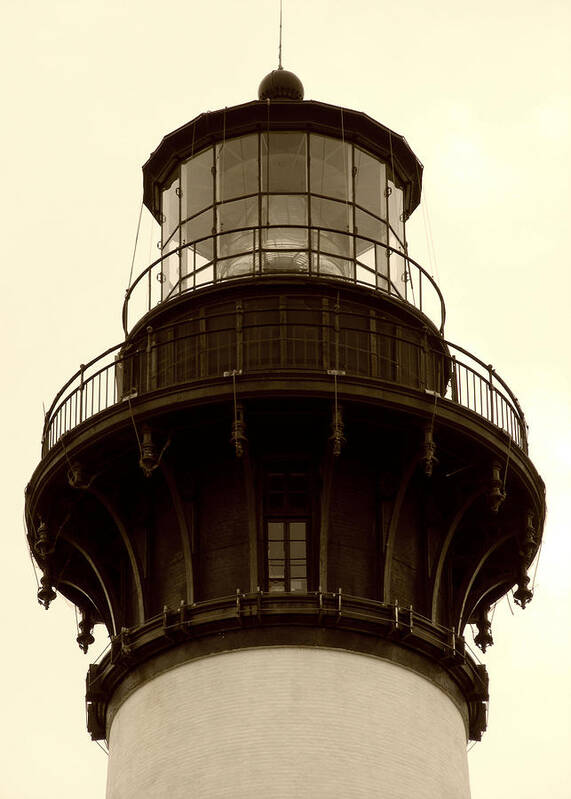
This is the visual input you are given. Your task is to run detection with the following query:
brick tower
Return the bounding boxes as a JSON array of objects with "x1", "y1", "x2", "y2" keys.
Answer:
[{"x1": 26, "y1": 68, "x2": 545, "y2": 797}]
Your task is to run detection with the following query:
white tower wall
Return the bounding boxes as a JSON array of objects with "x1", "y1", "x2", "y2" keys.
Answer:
[{"x1": 106, "y1": 647, "x2": 471, "y2": 799}]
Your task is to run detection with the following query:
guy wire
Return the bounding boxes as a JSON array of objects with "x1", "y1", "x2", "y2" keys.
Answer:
[
  {"x1": 502, "y1": 433, "x2": 512, "y2": 491},
  {"x1": 232, "y1": 369, "x2": 238, "y2": 429},
  {"x1": 340, "y1": 108, "x2": 351, "y2": 234},
  {"x1": 127, "y1": 394, "x2": 144, "y2": 462},
  {"x1": 127, "y1": 199, "x2": 144, "y2": 290},
  {"x1": 531, "y1": 538, "x2": 543, "y2": 591}
]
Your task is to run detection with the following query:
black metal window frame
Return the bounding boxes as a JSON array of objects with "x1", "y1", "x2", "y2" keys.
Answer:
[
  {"x1": 159, "y1": 131, "x2": 408, "y2": 297},
  {"x1": 266, "y1": 518, "x2": 309, "y2": 593},
  {"x1": 264, "y1": 465, "x2": 312, "y2": 593}
]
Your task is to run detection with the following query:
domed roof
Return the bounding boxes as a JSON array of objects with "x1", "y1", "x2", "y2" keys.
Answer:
[{"x1": 258, "y1": 68, "x2": 304, "y2": 101}]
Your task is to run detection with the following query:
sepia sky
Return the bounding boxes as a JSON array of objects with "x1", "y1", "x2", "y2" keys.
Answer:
[{"x1": 1, "y1": 0, "x2": 570, "y2": 796}]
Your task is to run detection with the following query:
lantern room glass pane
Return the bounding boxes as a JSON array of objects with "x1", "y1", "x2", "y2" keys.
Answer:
[
  {"x1": 262, "y1": 196, "x2": 308, "y2": 273},
  {"x1": 181, "y1": 208, "x2": 214, "y2": 284},
  {"x1": 311, "y1": 196, "x2": 351, "y2": 234},
  {"x1": 262, "y1": 132, "x2": 307, "y2": 193},
  {"x1": 181, "y1": 147, "x2": 214, "y2": 220},
  {"x1": 355, "y1": 208, "x2": 385, "y2": 245},
  {"x1": 219, "y1": 196, "x2": 259, "y2": 232},
  {"x1": 388, "y1": 179, "x2": 405, "y2": 246},
  {"x1": 262, "y1": 227, "x2": 309, "y2": 273},
  {"x1": 218, "y1": 228, "x2": 257, "y2": 279},
  {"x1": 181, "y1": 208, "x2": 214, "y2": 289},
  {"x1": 376, "y1": 244, "x2": 390, "y2": 291},
  {"x1": 264, "y1": 195, "x2": 308, "y2": 227},
  {"x1": 161, "y1": 173, "x2": 180, "y2": 246},
  {"x1": 354, "y1": 148, "x2": 387, "y2": 220},
  {"x1": 311, "y1": 229, "x2": 352, "y2": 277},
  {"x1": 389, "y1": 227, "x2": 405, "y2": 256},
  {"x1": 389, "y1": 230, "x2": 407, "y2": 299},
  {"x1": 310, "y1": 135, "x2": 351, "y2": 201},
  {"x1": 161, "y1": 234, "x2": 180, "y2": 300},
  {"x1": 217, "y1": 134, "x2": 258, "y2": 202},
  {"x1": 312, "y1": 228, "x2": 352, "y2": 259},
  {"x1": 183, "y1": 208, "x2": 213, "y2": 247}
]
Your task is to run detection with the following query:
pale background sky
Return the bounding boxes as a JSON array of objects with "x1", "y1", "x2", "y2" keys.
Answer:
[{"x1": 1, "y1": 0, "x2": 570, "y2": 796}]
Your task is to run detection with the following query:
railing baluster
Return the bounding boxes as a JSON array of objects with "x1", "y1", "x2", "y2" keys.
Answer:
[{"x1": 41, "y1": 303, "x2": 526, "y2": 458}]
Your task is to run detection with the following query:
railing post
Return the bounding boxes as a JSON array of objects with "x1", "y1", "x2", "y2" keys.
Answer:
[
  {"x1": 420, "y1": 328, "x2": 429, "y2": 390},
  {"x1": 321, "y1": 298, "x2": 330, "y2": 371},
  {"x1": 450, "y1": 355, "x2": 458, "y2": 402},
  {"x1": 386, "y1": 246, "x2": 392, "y2": 296},
  {"x1": 333, "y1": 298, "x2": 341, "y2": 373},
  {"x1": 369, "y1": 310, "x2": 378, "y2": 378},
  {"x1": 513, "y1": 396, "x2": 528, "y2": 452},
  {"x1": 487, "y1": 364, "x2": 495, "y2": 425},
  {"x1": 279, "y1": 295, "x2": 287, "y2": 367},
  {"x1": 146, "y1": 326, "x2": 156, "y2": 392},
  {"x1": 236, "y1": 300, "x2": 243, "y2": 373},
  {"x1": 41, "y1": 410, "x2": 48, "y2": 458},
  {"x1": 79, "y1": 363, "x2": 86, "y2": 424},
  {"x1": 394, "y1": 324, "x2": 401, "y2": 383},
  {"x1": 199, "y1": 309, "x2": 207, "y2": 377}
]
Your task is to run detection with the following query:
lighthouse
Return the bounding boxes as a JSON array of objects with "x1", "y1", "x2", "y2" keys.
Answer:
[{"x1": 25, "y1": 68, "x2": 545, "y2": 797}]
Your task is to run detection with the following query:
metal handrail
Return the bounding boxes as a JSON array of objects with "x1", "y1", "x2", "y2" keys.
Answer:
[
  {"x1": 41, "y1": 309, "x2": 526, "y2": 456},
  {"x1": 122, "y1": 224, "x2": 446, "y2": 335},
  {"x1": 41, "y1": 341, "x2": 123, "y2": 449},
  {"x1": 443, "y1": 336, "x2": 526, "y2": 442}
]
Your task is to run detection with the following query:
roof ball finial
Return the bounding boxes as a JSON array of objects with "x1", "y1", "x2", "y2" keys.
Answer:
[{"x1": 258, "y1": 68, "x2": 304, "y2": 101}]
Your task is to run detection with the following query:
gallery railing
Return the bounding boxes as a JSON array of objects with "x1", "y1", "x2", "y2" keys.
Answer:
[
  {"x1": 122, "y1": 226, "x2": 446, "y2": 335},
  {"x1": 41, "y1": 308, "x2": 526, "y2": 456}
]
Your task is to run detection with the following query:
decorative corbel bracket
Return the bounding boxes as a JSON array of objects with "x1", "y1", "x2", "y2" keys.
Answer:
[
  {"x1": 67, "y1": 461, "x2": 94, "y2": 490},
  {"x1": 513, "y1": 564, "x2": 533, "y2": 609},
  {"x1": 37, "y1": 570, "x2": 57, "y2": 610},
  {"x1": 520, "y1": 511, "x2": 537, "y2": 564},
  {"x1": 77, "y1": 607, "x2": 95, "y2": 653},
  {"x1": 139, "y1": 424, "x2": 171, "y2": 477},
  {"x1": 329, "y1": 405, "x2": 346, "y2": 457},
  {"x1": 422, "y1": 423, "x2": 438, "y2": 477},
  {"x1": 230, "y1": 401, "x2": 247, "y2": 458},
  {"x1": 474, "y1": 605, "x2": 494, "y2": 653},
  {"x1": 33, "y1": 519, "x2": 54, "y2": 558},
  {"x1": 488, "y1": 460, "x2": 506, "y2": 513}
]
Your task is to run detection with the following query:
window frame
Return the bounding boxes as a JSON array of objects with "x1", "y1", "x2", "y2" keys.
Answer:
[
  {"x1": 266, "y1": 519, "x2": 309, "y2": 593},
  {"x1": 263, "y1": 464, "x2": 313, "y2": 594}
]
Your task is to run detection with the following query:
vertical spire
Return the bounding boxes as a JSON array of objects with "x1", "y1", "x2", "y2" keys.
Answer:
[{"x1": 278, "y1": 0, "x2": 283, "y2": 69}]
